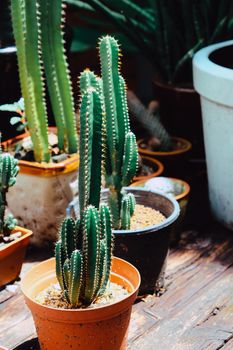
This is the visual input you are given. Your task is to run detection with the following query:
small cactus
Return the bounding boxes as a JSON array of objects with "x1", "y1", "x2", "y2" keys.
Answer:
[
  {"x1": 55, "y1": 77, "x2": 113, "y2": 307},
  {"x1": 0, "y1": 146, "x2": 19, "y2": 236},
  {"x1": 99, "y1": 36, "x2": 139, "y2": 229}
]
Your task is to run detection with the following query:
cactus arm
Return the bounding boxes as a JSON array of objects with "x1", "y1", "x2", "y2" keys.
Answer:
[
  {"x1": 39, "y1": 0, "x2": 78, "y2": 154},
  {"x1": 11, "y1": 0, "x2": 50, "y2": 163},
  {"x1": 119, "y1": 75, "x2": 130, "y2": 136},
  {"x1": 70, "y1": 250, "x2": 83, "y2": 307},
  {"x1": 60, "y1": 217, "x2": 76, "y2": 259},
  {"x1": 78, "y1": 91, "x2": 93, "y2": 213},
  {"x1": 79, "y1": 69, "x2": 99, "y2": 94},
  {"x1": 99, "y1": 204, "x2": 112, "y2": 291},
  {"x1": 82, "y1": 206, "x2": 100, "y2": 304},
  {"x1": 120, "y1": 195, "x2": 131, "y2": 230},
  {"x1": 121, "y1": 132, "x2": 138, "y2": 186},
  {"x1": 55, "y1": 241, "x2": 66, "y2": 290},
  {"x1": 128, "y1": 192, "x2": 136, "y2": 216},
  {"x1": 63, "y1": 258, "x2": 71, "y2": 291}
]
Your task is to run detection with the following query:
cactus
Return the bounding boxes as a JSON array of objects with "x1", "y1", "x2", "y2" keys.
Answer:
[
  {"x1": 55, "y1": 79, "x2": 113, "y2": 307},
  {"x1": 99, "y1": 36, "x2": 139, "y2": 229},
  {"x1": 0, "y1": 145, "x2": 19, "y2": 236},
  {"x1": 10, "y1": 0, "x2": 77, "y2": 162}
]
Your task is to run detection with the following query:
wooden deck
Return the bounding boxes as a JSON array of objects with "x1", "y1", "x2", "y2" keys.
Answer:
[{"x1": 1, "y1": 222, "x2": 233, "y2": 350}]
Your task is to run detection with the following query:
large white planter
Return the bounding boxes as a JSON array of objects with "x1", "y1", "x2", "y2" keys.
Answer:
[{"x1": 193, "y1": 40, "x2": 233, "y2": 230}]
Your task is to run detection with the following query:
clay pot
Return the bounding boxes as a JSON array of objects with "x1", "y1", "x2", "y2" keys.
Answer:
[
  {"x1": 137, "y1": 136, "x2": 191, "y2": 177},
  {"x1": 0, "y1": 346, "x2": 8, "y2": 350},
  {"x1": 131, "y1": 177, "x2": 190, "y2": 244},
  {"x1": 153, "y1": 80, "x2": 204, "y2": 158},
  {"x1": 101, "y1": 188, "x2": 180, "y2": 295},
  {"x1": 134, "y1": 155, "x2": 164, "y2": 182},
  {"x1": 0, "y1": 226, "x2": 32, "y2": 287},
  {"x1": 21, "y1": 257, "x2": 140, "y2": 350},
  {"x1": 2, "y1": 130, "x2": 79, "y2": 246}
]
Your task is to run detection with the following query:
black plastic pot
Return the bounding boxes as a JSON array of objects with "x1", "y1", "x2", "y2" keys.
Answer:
[{"x1": 101, "y1": 188, "x2": 180, "y2": 295}]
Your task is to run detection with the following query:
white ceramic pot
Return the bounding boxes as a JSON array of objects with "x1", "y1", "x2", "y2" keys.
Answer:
[{"x1": 193, "y1": 40, "x2": 233, "y2": 229}]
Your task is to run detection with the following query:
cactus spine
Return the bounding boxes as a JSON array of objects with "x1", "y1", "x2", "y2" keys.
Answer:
[
  {"x1": 10, "y1": 0, "x2": 77, "y2": 162},
  {"x1": 99, "y1": 36, "x2": 138, "y2": 229},
  {"x1": 0, "y1": 146, "x2": 19, "y2": 236},
  {"x1": 55, "y1": 77, "x2": 113, "y2": 307}
]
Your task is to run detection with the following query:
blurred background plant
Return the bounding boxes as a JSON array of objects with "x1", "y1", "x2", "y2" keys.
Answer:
[{"x1": 66, "y1": 0, "x2": 233, "y2": 85}]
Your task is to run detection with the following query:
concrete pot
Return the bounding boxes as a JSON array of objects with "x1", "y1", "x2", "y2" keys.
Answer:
[
  {"x1": 193, "y1": 40, "x2": 233, "y2": 230},
  {"x1": 3, "y1": 133, "x2": 79, "y2": 246}
]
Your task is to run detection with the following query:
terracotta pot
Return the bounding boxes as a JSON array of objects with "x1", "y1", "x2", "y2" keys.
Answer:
[
  {"x1": 101, "y1": 188, "x2": 180, "y2": 295},
  {"x1": 137, "y1": 136, "x2": 191, "y2": 177},
  {"x1": 133, "y1": 155, "x2": 164, "y2": 182},
  {"x1": 0, "y1": 226, "x2": 32, "y2": 287},
  {"x1": 131, "y1": 177, "x2": 190, "y2": 244},
  {"x1": 0, "y1": 346, "x2": 8, "y2": 350},
  {"x1": 2, "y1": 130, "x2": 79, "y2": 246},
  {"x1": 21, "y1": 257, "x2": 140, "y2": 350},
  {"x1": 153, "y1": 80, "x2": 204, "y2": 158}
]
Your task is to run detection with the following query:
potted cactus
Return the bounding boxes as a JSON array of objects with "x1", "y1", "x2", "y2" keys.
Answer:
[
  {"x1": 0, "y1": 148, "x2": 32, "y2": 287},
  {"x1": 75, "y1": 36, "x2": 180, "y2": 295},
  {"x1": 21, "y1": 79, "x2": 140, "y2": 350},
  {"x1": 1, "y1": 0, "x2": 79, "y2": 246}
]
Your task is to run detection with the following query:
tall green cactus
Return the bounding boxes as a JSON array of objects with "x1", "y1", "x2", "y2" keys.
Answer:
[
  {"x1": 10, "y1": 0, "x2": 77, "y2": 162},
  {"x1": 40, "y1": 0, "x2": 78, "y2": 154},
  {"x1": 0, "y1": 147, "x2": 19, "y2": 236},
  {"x1": 99, "y1": 36, "x2": 138, "y2": 230},
  {"x1": 55, "y1": 79, "x2": 113, "y2": 307},
  {"x1": 11, "y1": 0, "x2": 50, "y2": 163}
]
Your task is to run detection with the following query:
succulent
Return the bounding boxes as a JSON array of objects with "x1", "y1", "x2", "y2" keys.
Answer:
[
  {"x1": 0, "y1": 145, "x2": 19, "y2": 236},
  {"x1": 99, "y1": 36, "x2": 138, "y2": 230},
  {"x1": 55, "y1": 79, "x2": 113, "y2": 307},
  {"x1": 127, "y1": 90, "x2": 172, "y2": 151},
  {"x1": 10, "y1": 0, "x2": 77, "y2": 163}
]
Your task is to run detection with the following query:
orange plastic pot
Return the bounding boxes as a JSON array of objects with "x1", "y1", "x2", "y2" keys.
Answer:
[
  {"x1": 21, "y1": 257, "x2": 140, "y2": 350},
  {"x1": 0, "y1": 226, "x2": 32, "y2": 287},
  {"x1": 137, "y1": 136, "x2": 192, "y2": 177},
  {"x1": 133, "y1": 155, "x2": 164, "y2": 182},
  {"x1": 1, "y1": 129, "x2": 79, "y2": 176}
]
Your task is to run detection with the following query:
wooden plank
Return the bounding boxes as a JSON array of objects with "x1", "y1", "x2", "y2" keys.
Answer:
[{"x1": 128, "y1": 266, "x2": 233, "y2": 350}]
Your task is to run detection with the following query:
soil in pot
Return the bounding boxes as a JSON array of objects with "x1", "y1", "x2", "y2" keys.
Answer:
[
  {"x1": 0, "y1": 230, "x2": 22, "y2": 248},
  {"x1": 36, "y1": 282, "x2": 129, "y2": 309},
  {"x1": 130, "y1": 204, "x2": 165, "y2": 230}
]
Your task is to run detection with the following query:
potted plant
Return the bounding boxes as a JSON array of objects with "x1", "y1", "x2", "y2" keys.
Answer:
[
  {"x1": 21, "y1": 77, "x2": 140, "y2": 350},
  {"x1": 131, "y1": 176, "x2": 190, "y2": 244},
  {"x1": 193, "y1": 39, "x2": 233, "y2": 230},
  {"x1": 67, "y1": 0, "x2": 233, "y2": 158},
  {"x1": 77, "y1": 36, "x2": 180, "y2": 295},
  {"x1": 127, "y1": 90, "x2": 192, "y2": 176},
  {"x1": 0, "y1": 149, "x2": 32, "y2": 287},
  {"x1": 0, "y1": 0, "x2": 79, "y2": 246}
]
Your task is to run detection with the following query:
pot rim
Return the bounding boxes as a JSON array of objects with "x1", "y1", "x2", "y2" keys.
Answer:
[
  {"x1": 0, "y1": 226, "x2": 32, "y2": 252},
  {"x1": 101, "y1": 187, "x2": 180, "y2": 235},
  {"x1": 1, "y1": 128, "x2": 79, "y2": 176},
  {"x1": 137, "y1": 137, "x2": 192, "y2": 157},
  {"x1": 134, "y1": 155, "x2": 164, "y2": 181},
  {"x1": 21, "y1": 256, "x2": 141, "y2": 315},
  {"x1": 131, "y1": 177, "x2": 190, "y2": 201},
  {"x1": 193, "y1": 39, "x2": 233, "y2": 107},
  {"x1": 154, "y1": 79, "x2": 195, "y2": 93}
]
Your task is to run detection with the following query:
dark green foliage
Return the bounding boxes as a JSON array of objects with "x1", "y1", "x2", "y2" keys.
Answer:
[{"x1": 66, "y1": 0, "x2": 233, "y2": 84}]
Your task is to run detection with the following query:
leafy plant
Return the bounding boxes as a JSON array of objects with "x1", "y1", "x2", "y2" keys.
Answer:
[
  {"x1": 55, "y1": 80, "x2": 113, "y2": 307},
  {"x1": 0, "y1": 98, "x2": 27, "y2": 133},
  {"x1": 10, "y1": 0, "x2": 78, "y2": 162},
  {"x1": 0, "y1": 145, "x2": 19, "y2": 238},
  {"x1": 66, "y1": 0, "x2": 233, "y2": 84}
]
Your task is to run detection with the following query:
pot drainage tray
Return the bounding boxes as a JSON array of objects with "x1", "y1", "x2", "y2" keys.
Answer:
[{"x1": 13, "y1": 338, "x2": 40, "y2": 350}]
